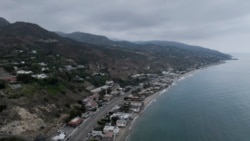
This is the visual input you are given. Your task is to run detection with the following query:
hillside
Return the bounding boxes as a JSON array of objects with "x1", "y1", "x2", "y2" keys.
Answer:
[
  {"x1": 58, "y1": 31, "x2": 231, "y2": 73},
  {"x1": 0, "y1": 17, "x2": 9, "y2": 27}
]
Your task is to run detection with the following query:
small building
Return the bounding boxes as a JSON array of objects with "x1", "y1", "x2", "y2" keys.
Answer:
[
  {"x1": 17, "y1": 70, "x2": 33, "y2": 75},
  {"x1": 130, "y1": 101, "x2": 144, "y2": 112},
  {"x1": 52, "y1": 132, "x2": 66, "y2": 141},
  {"x1": 32, "y1": 74, "x2": 48, "y2": 79},
  {"x1": 82, "y1": 94, "x2": 99, "y2": 111},
  {"x1": 67, "y1": 117, "x2": 83, "y2": 127},
  {"x1": 65, "y1": 65, "x2": 76, "y2": 71},
  {"x1": 85, "y1": 100, "x2": 98, "y2": 111},
  {"x1": 110, "y1": 112, "x2": 131, "y2": 120},
  {"x1": 91, "y1": 85, "x2": 110, "y2": 94},
  {"x1": 103, "y1": 94, "x2": 113, "y2": 102},
  {"x1": 38, "y1": 62, "x2": 47, "y2": 66},
  {"x1": 105, "y1": 81, "x2": 114, "y2": 86},
  {"x1": 124, "y1": 95, "x2": 144, "y2": 101},
  {"x1": 130, "y1": 101, "x2": 144, "y2": 107},
  {"x1": 91, "y1": 130, "x2": 103, "y2": 137},
  {"x1": 130, "y1": 107, "x2": 140, "y2": 113},
  {"x1": 41, "y1": 67, "x2": 49, "y2": 72},
  {"x1": 103, "y1": 126, "x2": 115, "y2": 133},
  {"x1": 116, "y1": 120, "x2": 127, "y2": 128},
  {"x1": 73, "y1": 75, "x2": 84, "y2": 82},
  {"x1": 77, "y1": 65, "x2": 85, "y2": 69}
]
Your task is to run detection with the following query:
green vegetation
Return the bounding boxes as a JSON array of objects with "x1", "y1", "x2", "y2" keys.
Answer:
[
  {"x1": 22, "y1": 84, "x2": 38, "y2": 97},
  {"x1": 89, "y1": 75, "x2": 108, "y2": 87},
  {"x1": 0, "y1": 104, "x2": 7, "y2": 112},
  {"x1": 0, "y1": 80, "x2": 6, "y2": 89},
  {"x1": 64, "y1": 105, "x2": 86, "y2": 123},
  {"x1": 17, "y1": 74, "x2": 33, "y2": 84},
  {"x1": 0, "y1": 137, "x2": 25, "y2": 141},
  {"x1": 3, "y1": 65, "x2": 14, "y2": 73}
]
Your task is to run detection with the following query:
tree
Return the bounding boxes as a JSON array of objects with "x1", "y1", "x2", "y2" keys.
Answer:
[
  {"x1": 3, "y1": 65, "x2": 14, "y2": 73},
  {"x1": 0, "y1": 80, "x2": 6, "y2": 89},
  {"x1": 17, "y1": 74, "x2": 33, "y2": 84}
]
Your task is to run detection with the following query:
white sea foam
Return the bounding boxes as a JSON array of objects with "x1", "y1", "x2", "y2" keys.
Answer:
[
  {"x1": 129, "y1": 115, "x2": 139, "y2": 130},
  {"x1": 142, "y1": 100, "x2": 153, "y2": 113}
]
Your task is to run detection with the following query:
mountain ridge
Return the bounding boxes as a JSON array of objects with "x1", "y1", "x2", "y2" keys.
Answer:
[
  {"x1": 0, "y1": 17, "x2": 9, "y2": 27},
  {"x1": 0, "y1": 17, "x2": 232, "y2": 78}
]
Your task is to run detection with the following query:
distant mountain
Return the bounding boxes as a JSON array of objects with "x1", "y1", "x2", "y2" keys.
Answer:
[
  {"x1": 57, "y1": 31, "x2": 114, "y2": 46},
  {"x1": 0, "y1": 18, "x2": 232, "y2": 78},
  {"x1": 0, "y1": 22, "x2": 59, "y2": 39},
  {"x1": 134, "y1": 40, "x2": 231, "y2": 60},
  {"x1": 135, "y1": 40, "x2": 214, "y2": 51},
  {"x1": 0, "y1": 17, "x2": 10, "y2": 27}
]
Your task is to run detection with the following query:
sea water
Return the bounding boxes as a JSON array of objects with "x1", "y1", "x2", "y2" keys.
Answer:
[{"x1": 128, "y1": 53, "x2": 250, "y2": 141}]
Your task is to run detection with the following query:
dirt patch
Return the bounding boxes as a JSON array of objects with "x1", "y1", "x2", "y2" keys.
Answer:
[{"x1": 0, "y1": 106, "x2": 46, "y2": 135}]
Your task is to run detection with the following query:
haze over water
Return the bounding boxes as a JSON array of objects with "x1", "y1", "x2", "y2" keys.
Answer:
[{"x1": 128, "y1": 54, "x2": 250, "y2": 141}]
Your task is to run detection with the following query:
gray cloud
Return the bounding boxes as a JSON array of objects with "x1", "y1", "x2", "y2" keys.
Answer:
[{"x1": 1, "y1": 0, "x2": 250, "y2": 52}]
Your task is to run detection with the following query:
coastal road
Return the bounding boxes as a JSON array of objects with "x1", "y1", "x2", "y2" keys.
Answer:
[{"x1": 69, "y1": 93, "x2": 131, "y2": 141}]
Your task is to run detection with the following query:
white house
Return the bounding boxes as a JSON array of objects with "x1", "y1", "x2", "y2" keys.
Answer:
[
  {"x1": 103, "y1": 126, "x2": 115, "y2": 133},
  {"x1": 52, "y1": 132, "x2": 66, "y2": 141},
  {"x1": 116, "y1": 119, "x2": 127, "y2": 128},
  {"x1": 32, "y1": 74, "x2": 48, "y2": 79},
  {"x1": 17, "y1": 70, "x2": 33, "y2": 74},
  {"x1": 91, "y1": 130, "x2": 103, "y2": 137},
  {"x1": 90, "y1": 85, "x2": 110, "y2": 94}
]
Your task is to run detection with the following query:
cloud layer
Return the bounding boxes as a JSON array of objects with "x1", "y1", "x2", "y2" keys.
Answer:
[{"x1": 1, "y1": 0, "x2": 250, "y2": 52}]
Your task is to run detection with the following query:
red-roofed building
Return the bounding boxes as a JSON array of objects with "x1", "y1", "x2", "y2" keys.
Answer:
[{"x1": 67, "y1": 117, "x2": 83, "y2": 127}]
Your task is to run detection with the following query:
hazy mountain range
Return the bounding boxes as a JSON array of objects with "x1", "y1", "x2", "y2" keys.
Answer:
[{"x1": 0, "y1": 17, "x2": 231, "y2": 78}]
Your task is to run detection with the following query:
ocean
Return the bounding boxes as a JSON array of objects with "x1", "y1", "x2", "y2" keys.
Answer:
[{"x1": 127, "y1": 53, "x2": 250, "y2": 141}]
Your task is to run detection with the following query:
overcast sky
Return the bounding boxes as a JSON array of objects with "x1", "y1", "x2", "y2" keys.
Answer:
[{"x1": 1, "y1": 0, "x2": 250, "y2": 53}]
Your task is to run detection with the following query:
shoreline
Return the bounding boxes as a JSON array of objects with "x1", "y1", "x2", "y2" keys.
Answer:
[{"x1": 117, "y1": 63, "x2": 223, "y2": 141}]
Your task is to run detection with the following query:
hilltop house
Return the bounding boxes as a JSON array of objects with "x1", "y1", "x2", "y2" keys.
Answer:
[
  {"x1": 32, "y1": 74, "x2": 48, "y2": 79},
  {"x1": 17, "y1": 70, "x2": 33, "y2": 74},
  {"x1": 82, "y1": 94, "x2": 99, "y2": 111}
]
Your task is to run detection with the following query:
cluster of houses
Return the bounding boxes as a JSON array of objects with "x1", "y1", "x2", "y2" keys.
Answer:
[
  {"x1": 50, "y1": 71, "x2": 182, "y2": 141},
  {"x1": 88, "y1": 111, "x2": 133, "y2": 141}
]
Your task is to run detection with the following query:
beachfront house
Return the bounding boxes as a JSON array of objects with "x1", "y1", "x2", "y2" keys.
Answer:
[
  {"x1": 110, "y1": 112, "x2": 131, "y2": 121},
  {"x1": 116, "y1": 119, "x2": 127, "y2": 128},
  {"x1": 103, "y1": 126, "x2": 115, "y2": 133}
]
